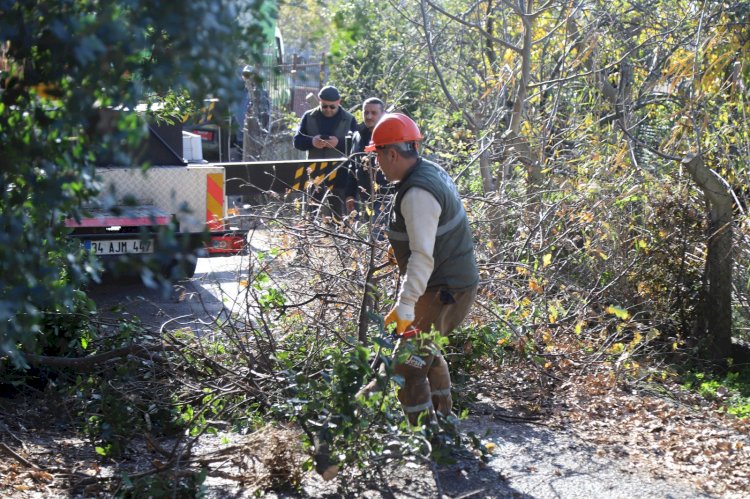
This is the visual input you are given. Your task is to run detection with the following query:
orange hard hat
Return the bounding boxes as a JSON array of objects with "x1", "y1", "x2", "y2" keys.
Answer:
[{"x1": 364, "y1": 113, "x2": 423, "y2": 152}]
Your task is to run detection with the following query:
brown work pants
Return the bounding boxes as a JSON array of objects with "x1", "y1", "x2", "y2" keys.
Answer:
[{"x1": 394, "y1": 285, "x2": 477, "y2": 425}]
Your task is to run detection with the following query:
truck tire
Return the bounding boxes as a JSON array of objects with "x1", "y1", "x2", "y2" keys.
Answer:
[
  {"x1": 163, "y1": 257, "x2": 197, "y2": 281},
  {"x1": 184, "y1": 258, "x2": 198, "y2": 278}
]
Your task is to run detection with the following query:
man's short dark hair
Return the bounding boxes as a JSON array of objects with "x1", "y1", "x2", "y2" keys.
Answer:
[
  {"x1": 390, "y1": 141, "x2": 419, "y2": 159},
  {"x1": 362, "y1": 97, "x2": 384, "y2": 110}
]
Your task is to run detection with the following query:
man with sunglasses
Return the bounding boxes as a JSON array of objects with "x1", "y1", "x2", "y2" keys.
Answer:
[
  {"x1": 362, "y1": 113, "x2": 478, "y2": 426},
  {"x1": 293, "y1": 85, "x2": 358, "y2": 218}
]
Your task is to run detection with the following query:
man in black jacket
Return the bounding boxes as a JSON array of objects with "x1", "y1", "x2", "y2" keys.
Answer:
[{"x1": 293, "y1": 86, "x2": 358, "y2": 218}]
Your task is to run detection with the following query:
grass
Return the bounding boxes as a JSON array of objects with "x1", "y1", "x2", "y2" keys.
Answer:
[{"x1": 681, "y1": 367, "x2": 750, "y2": 419}]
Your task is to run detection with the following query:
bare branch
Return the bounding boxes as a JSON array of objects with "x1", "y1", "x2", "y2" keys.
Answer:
[
  {"x1": 24, "y1": 344, "x2": 176, "y2": 371},
  {"x1": 424, "y1": 0, "x2": 522, "y2": 54},
  {"x1": 419, "y1": 0, "x2": 480, "y2": 130}
]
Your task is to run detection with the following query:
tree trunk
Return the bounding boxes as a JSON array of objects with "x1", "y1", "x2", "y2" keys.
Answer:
[
  {"x1": 682, "y1": 154, "x2": 733, "y2": 360},
  {"x1": 243, "y1": 101, "x2": 263, "y2": 161},
  {"x1": 506, "y1": 10, "x2": 544, "y2": 199},
  {"x1": 479, "y1": 133, "x2": 495, "y2": 194}
]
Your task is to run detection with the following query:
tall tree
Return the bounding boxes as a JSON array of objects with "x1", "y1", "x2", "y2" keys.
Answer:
[
  {"x1": 302, "y1": 0, "x2": 750, "y2": 361},
  {"x1": 569, "y1": 0, "x2": 750, "y2": 360}
]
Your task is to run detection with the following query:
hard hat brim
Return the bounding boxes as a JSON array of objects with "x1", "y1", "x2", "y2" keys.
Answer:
[{"x1": 364, "y1": 143, "x2": 377, "y2": 152}]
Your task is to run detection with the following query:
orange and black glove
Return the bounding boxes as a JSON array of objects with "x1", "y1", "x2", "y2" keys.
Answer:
[{"x1": 384, "y1": 307, "x2": 414, "y2": 335}]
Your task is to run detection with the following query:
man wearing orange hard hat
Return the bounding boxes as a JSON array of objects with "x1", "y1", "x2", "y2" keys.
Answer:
[{"x1": 363, "y1": 113, "x2": 478, "y2": 425}]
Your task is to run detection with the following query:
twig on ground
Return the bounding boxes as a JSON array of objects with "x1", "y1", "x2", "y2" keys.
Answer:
[
  {"x1": 454, "y1": 489, "x2": 487, "y2": 499},
  {"x1": 430, "y1": 459, "x2": 444, "y2": 498},
  {"x1": 24, "y1": 344, "x2": 176, "y2": 371},
  {"x1": 0, "y1": 442, "x2": 44, "y2": 470}
]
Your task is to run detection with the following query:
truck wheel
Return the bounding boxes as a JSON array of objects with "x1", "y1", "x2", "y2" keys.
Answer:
[
  {"x1": 184, "y1": 258, "x2": 197, "y2": 278},
  {"x1": 163, "y1": 257, "x2": 197, "y2": 280}
]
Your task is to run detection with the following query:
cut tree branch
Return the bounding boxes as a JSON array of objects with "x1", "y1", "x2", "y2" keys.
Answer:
[{"x1": 24, "y1": 344, "x2": 176, "y2": 371}]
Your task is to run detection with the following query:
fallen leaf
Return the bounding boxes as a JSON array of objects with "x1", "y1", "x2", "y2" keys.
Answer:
[{"x1": 30, "y1": 471, "x2": 54, "y2": 483}]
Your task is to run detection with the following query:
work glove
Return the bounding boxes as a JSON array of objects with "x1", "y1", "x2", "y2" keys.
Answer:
[{"x1": 385, "y1": 306, "x2": 414, "y2": 335}]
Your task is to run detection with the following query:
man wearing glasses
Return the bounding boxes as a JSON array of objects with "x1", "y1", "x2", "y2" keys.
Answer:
[{"x1": 293, "y1": 85, "x2": 358, "y2": 218}]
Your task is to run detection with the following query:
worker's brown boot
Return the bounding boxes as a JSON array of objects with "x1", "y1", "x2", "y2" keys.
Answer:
[
  {"x1": 397, "y1": 375, "x2": 434, "y2": 426},
  {"x1": 428, "y1": 353, "x2": 452, "y2": 418}
]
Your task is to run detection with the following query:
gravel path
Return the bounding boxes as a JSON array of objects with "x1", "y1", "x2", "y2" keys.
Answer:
[
  {"x1": 244, "y1": 413, "x2": 716, "y2": 499},
  {"x1": 452, "y1": 416, "x2": 714, "y2": 499}
]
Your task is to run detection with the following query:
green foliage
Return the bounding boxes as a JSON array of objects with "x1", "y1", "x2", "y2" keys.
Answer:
[
  {"x1": 252, "y1": 271, "x2": 288, "y2": 311},
  {"x1": 273, "y1": 339, "x2": 415, "y2": 475},
  {"x1": 72, "y1": 334, "x2": 186, "y2": 458},
  {"x1": 324, "y1": 0, "x2": 428, "y2": 113},
  {"x1": 0, "y1": 0, "x2": 277, "y2": 364},
  {"x1": 39, "y1": 288, "x2": 97, "y2": 357},
  {"x1": 682, "y1": 368, "x2": 750, "y2": 419},
  {"x1": 117, "y1": 469, "x2": 208, "y2": 499},
  {"x1": 268, "y1": 324, "x2": 469, "y2": 478}
]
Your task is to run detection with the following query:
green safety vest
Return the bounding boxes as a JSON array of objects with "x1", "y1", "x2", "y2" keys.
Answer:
[
  {"x1": 304, "y1": 107, "x2": 354, "y2": 160},
  {"x1": 388, "y1": 158, "x2": 478, "y2": 290}
]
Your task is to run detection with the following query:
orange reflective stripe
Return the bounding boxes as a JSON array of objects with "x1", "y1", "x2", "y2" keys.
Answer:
[{"x1": 206, "y1": 173, "x2": 224, "y2": 230}]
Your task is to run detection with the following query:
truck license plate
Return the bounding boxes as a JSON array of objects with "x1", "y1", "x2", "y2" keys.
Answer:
[{"x1": 85, "y1": 239, "x2": 153, "y2": 255}]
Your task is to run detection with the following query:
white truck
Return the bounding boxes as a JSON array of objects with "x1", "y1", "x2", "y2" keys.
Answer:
[
  {"x1": 64, "y1": 114, "x2": 347, "y2": 280},
  {"x1": 66, "y1": 125, "x2": 245, "y2": 279}
]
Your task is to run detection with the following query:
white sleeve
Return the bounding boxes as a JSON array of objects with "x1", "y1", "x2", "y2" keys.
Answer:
[{"x1": 395, "y1": 187, "x2": 441, "y2": 321}]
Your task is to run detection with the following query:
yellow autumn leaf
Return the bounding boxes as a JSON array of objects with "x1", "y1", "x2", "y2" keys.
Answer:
[
  {"x1": 542, "y1": 253, "x2": 552, "y2": 267},
  {"x1": 548, "y1": 306, "x2": 558, "y2": 324},
  {"x1": 575, "y1": 321, "x2": 584, "y2": 335},
  {"x1": 606, "y1": 305, "x2": 630, "y2": 320},
  {"x1": 608, "y1": 342, "x2": 625, "y2": 354},
  {"x1": 33, "y1": 82, "x2": 61, "y2": 99},
  {"x1": 630, "y1": 331, "x2": 642, "y2": 346}
]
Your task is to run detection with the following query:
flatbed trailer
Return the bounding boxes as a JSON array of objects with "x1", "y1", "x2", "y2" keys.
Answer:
[
  {"x1": 66, "y1": 155, "x2": 350, "y2": 278},
  {"x1": 66, "y1": 164, "x2": 244, "y2": 278}
]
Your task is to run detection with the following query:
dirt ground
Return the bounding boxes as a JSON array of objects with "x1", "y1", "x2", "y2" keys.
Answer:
[
  {"x1": 1, "y1": 363, "x2": 748, "y2": 498},
  {"x1": 2, "y1": 237, "x2": 749, "y2": 498}
]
